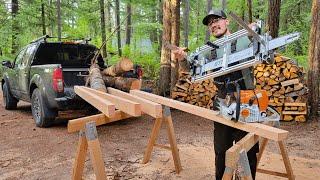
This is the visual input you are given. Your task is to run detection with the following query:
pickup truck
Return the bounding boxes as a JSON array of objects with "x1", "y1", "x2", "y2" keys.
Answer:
[{"x1": 1, "y1": 36, "x2": 105, "y2": 127}]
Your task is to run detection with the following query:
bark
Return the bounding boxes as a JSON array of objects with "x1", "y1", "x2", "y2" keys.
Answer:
[
  {"x1": 307, "y1": 0, "x2": 320, "y2": 120},
  {"x1": 89, "y1": 64, "x2": 107, "y2": 92},
  {"x1": 100, "y1": 0, "x2": 107, "y2": 58},
  {"x1": 183, "y1": 0, "x2": 190, "y2": 47},
  {"x1": 102, "y1": 76, "x2": 141, "y2": 92},
  {"x1": 159, "y1": 0, "x2": 172, "y2": 96},
  {"x1": 125, "y1": 2, "x2": 132, "y2": 45},
  {"x1": 247, "y1": 0, "x2": 253, "y2": 23},
  {"x1": 268, "y1": 0, "x2": 281, "y2": 38},
  {"x1": 106, "y1": 1, "x2": 112, "y2": 34},
  {"x1": 205, "y1": 0, "x2": 212, "y2": 42},
  {"x1": 41, "y1": 0, "x2": 46, "y2": 35},
  {"x1": 115, "y1": 0, "x2": 122, "y2": 56},
  {"x1": 157, "y1": 0, "x2": 163, "y2": 53},
  {"x1": 11, "y1": 0, "x2": 19, "y2": 54},
  {"x1": 170, "y1": 0, "x2": 180, "y2": 91},
  {"x1": 57, "y1": 0, "x2": 62, "y2": 41},
  {"x1": 150, "y1": 8, "x2": 158, "y2": 44},
  {"x1": 103, "y1": 58, "x2": 134, "y2": 76}
]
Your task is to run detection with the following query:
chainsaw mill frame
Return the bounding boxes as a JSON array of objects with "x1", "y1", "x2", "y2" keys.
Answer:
[{"x1": 188, "y1": 12, "x2": 300, "y2": 83}]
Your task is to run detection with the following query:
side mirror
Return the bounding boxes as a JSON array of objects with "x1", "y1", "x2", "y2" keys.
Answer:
[{"x1": 1, "y1": 61, "x2": 13, "y2": 68}]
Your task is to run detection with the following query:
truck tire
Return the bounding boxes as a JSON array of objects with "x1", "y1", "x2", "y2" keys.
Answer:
[
  {"x1": 31, "y1": 88, "x2": 57, "y2": 127},
  {"x1": 2, "y1": 82, "x2": 18, "y2": 110}
]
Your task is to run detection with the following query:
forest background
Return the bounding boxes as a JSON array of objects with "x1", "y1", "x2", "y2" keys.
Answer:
[{"x1": 0, "y1": 0, "x2": 312, "y2": 78}]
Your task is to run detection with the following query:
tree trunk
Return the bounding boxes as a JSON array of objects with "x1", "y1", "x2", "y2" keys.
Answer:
[
  {"x1": 183, "y1": 0, "x2": 190, "y2": 47},
  {"x1": 196, "y1": 0, "x2": 200, "y2": 44},
  {"x1": 100, "y1": 0, "x2": 107, "y2": 58},
  {"x1": 115, "y1": 0, "x2": 122, "y2": 56},
  {"x1": 221, "y1": 0, "x2": 227, "y2": 10},
  {"x1": 170, "y1": 0, "x2": 180, "y2": 91},
  {"x1": 307, "y1": 0, "x2": 320, "y2": 120},
  {"x1": 159, "y1": 0, "x2": 172, "y2": 96},
  {"x1": 205, "y1": 0, "x2": 212, "y2": 42},
  {"x1": 41, "y1": 0, "x2": 46, "y2": 35},
  {"x1": 157, "y1": 0, "x2": 163, "y2": 53},
  {"x1": 247, "y1": 0, "x2": 253, "y2": 23},
  {"x1": 11, "y1": 0, "x2": 19, "y2": 54},
  {"x1": 57, "y1": 0, "x2": 62, "y2": 41},
  {"x1": 125, "y1": 1, "x2": 132, "y2": 45},
  {"x1": 106, "y1": 1, "x2": 112, "y2": 41},
  {"x1": 150, "y1": 8, "x2": 158, "y2": 44},
  {"x1": 268, "y1": 0, "x2": 281, "y2": 38}
]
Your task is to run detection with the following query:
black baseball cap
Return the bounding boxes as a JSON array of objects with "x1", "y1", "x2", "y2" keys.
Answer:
[{"x1": 202, "y1": 9, "x2": 227, "y2": 26}]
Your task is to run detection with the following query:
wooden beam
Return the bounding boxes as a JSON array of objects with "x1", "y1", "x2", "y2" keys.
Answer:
[
  {"x1": 72, "y1": 131, "x2": 88, "y2": 180},
  {"x1": 85, "y1": 122, "x2": 106, "y2": 180},
  {"x1": 79, "y1": 86, "x2": 141, "y2": 117},
  {"x1": 74, "y1": 86, "x2": 115, "y2": 117},
  {"x1": 257, "y1": 168, "x2": 288, "y2": 178},
  {"x1": 278, "y1": 141, "x2": 295, "y2": 180},
  {"x1": 130, "y1": 90, "x2": 288, "y2": 141},
  {"x1": 225, "y1": 133, "x2": 259, "y2": 168},
  {"x1": 107, "y1": 87, "x2": 162, "y2": 118},
  {"x1": 68, "y1": 111, "x2": 132, "y2": 133}
]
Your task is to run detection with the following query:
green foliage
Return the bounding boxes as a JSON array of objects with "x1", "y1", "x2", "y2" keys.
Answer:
[{"x1": 0, "y1": 0, "x2": 313, "y2": 79}]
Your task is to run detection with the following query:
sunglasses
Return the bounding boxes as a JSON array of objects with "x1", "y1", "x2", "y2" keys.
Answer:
[{"x1": 208, "y1": 18, "x2": 225, "y2": 26}]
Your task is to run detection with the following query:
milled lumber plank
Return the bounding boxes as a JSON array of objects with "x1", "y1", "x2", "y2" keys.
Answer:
[
  {"x1": 72, "y1": 131, "x2": 88, "y2": 180},
  {"x1": 74, "y1": 86, "x2": 115, "y2": 117},
  {"x1": 80, "y1": 86, "x2": 141, "y2": 117},
  {"x1": 68, "y1": 111, "x2": 131, "y2": 133},
  {"x1": 130, "y1": 90, "x2": 288, "y2": 141},
  {"x1": 225, "y1": 133, "x2": 259, "y2": 168},
  {"x1": 107, "y1": 87, "x2": 162, "y2": 118}
]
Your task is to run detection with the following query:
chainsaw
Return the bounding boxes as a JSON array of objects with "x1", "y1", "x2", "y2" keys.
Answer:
[{"x1": 186, "y1": 12, "x2": 300, "y2": 123}]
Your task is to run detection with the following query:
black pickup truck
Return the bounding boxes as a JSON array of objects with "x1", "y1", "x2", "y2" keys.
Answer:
[{"x1": 1, "y1": 36, "x2": 105, "y2": 127}]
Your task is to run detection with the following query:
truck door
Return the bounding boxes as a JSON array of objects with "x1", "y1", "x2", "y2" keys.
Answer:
[
  {"x1": 18, "y1": 44, "x2": 37, "y2": 101},
  {"x1": 9, "y1": 48, "x2": 27, "y2": 98}
]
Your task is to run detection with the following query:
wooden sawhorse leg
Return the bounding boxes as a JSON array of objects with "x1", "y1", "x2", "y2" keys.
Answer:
[
  {"x1": 72, "y1": 121, "x2": 106, "y2": 180},
  {"x1": 256, "y1": 139, "x2": 295, "y2": 180},
  {"x1": 142, "y1": 106, "x2": 182, "y2": 173}
]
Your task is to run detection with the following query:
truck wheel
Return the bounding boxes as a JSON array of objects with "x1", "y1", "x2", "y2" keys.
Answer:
[
  {"x1": 31, "y1": 88, "x2": 57, "y2": 127},
  {"x1": 2, "y1": 82, "x2": 18, "y2": 110}
]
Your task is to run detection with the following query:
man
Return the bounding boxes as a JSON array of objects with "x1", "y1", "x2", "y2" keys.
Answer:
[{"x1": 173, "y1": 9, "x2": 259, "y2": 179}]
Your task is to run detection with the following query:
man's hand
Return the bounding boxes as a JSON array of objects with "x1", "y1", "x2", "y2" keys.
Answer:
[{"x1": 172, "y1": 47, "x2": 188, "y2": 61}]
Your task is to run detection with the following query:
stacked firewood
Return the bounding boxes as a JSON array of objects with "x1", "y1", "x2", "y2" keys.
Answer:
[
  {"x1": 88, "y1": 58, "x2": 141, "y2": 92},
  {"x1": 171, "y1": 72, "x2": 217, "y2": 109},
  {"x1": 254, "y1": 54, "x2": 308, "y2": 122}
]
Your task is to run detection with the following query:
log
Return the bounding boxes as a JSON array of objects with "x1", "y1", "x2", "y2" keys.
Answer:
[
  {"x1": 102, "y1": 76, "x2": 141, "y2": 92},
  {"x1": 103, "y1": 58, "x2": 134, "y2": 76},
  {"x1": 89, "y1": 64, "x2": 107, "y2": 92}
]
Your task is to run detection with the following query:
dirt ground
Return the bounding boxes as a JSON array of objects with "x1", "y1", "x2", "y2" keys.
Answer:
[{"x1": 0, "y1": 90, "x2": 320, "y2": 180}]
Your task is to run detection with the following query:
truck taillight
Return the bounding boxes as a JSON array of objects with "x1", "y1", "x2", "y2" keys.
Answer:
[
  {"x1": 53, "y1": 68, "x2": 64, "y2": 93},
  {"x1": 137, "y1": 67, "x2": 143, "y2": 79}
]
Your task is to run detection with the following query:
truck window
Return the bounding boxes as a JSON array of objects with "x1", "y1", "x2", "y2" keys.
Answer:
[
  {"x1": 22, "y1": 44, "x2": 37, "y2": 67},
  {"x1": 14, "y1": 48, "x2": 27, "y2": 68},
  {"x1": 33, "y1": 43, "x2": 104, "y2": 68}
]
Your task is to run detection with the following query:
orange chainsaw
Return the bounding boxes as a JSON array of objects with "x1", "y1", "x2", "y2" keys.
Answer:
[{"x1": 217, "y1": 89, "x2": 280, "y2": 123}]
